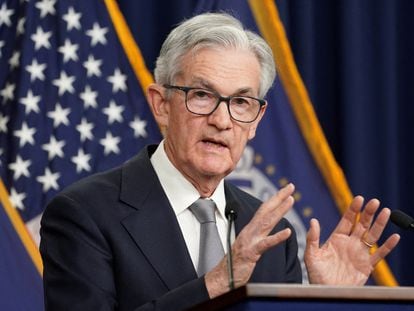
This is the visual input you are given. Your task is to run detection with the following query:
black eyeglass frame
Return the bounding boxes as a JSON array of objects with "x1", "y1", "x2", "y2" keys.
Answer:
[{"x1": 163, "y1": 84, "x2": 266, "y2": 123}]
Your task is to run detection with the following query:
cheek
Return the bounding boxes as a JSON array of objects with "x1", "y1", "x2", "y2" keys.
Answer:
[
  {"x1": 230, "y1": 128, "x2": 252, "y2": 161},
  {"x1": 230, "y1": 144, "x2": 245, "y2": 166},
  {"x1": 168, "y1": 115, "x2": 200, "y2": 148}
]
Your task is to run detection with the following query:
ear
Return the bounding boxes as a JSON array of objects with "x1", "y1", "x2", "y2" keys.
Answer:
[
  {"x1": 147, "y1": 84, "x2": 170, "y2": 133},
  {"x1": 247, "y1": 103, "x2": 267, "y2": 140}
]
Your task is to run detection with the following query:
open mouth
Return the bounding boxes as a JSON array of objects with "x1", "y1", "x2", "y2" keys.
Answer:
[{"x1": 202, "y1": 139, "x2": 228, "y2": 149}]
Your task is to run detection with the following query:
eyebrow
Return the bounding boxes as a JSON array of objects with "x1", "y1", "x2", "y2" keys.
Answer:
[{"x1": 190, "y1": 77, "x2": 256, "y2": 96}]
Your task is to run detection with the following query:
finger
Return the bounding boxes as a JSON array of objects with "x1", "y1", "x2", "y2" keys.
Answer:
[
  {"x1": 238, "y1": 186, "x2": 295, "y2": 241},
  {"x1": 253, "y1": 195, "x2": 295, "y2": 236},
  {"x1": 256, "y1": 228, "x2": 292, "y2": 255},
  {"x1": 258, "y1": 183, "x2": 295, "y2": 214},
  {"x1": 251, "y1": 183, "x2": 295, "y2": 229},
  {"x1": 363, "y1": 207, "x2": 391, "y2": 245},
  {"x1": 351, "y1": 198, "x2": 380, "y2": 238},
  {"x1": 370, "y1": 233, "x2": 400, "y2": 266},
  {"x1": 305, "y1": 218, "x2": 321, "y2": 253},
  {"x1": 333, "y1": 196, "x2": 364, "y2": 235}
]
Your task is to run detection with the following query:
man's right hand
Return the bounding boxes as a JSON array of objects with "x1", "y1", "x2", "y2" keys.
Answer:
[{"x1": 204, "y1": 183, "x2": 295, "y2": 298}]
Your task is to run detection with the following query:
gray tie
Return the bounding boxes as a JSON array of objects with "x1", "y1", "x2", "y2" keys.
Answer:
[{"x1": 189, "y1": 198, "x2": 225, "y2": 276}]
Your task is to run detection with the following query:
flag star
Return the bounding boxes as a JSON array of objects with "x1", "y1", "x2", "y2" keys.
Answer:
[
  {"x1": 107, "y1": 68, "x2": 127, "y2": 93},
  {"x1": 0, "y1": 3, "x2": 14, "y2": 27},
  {"x1": 0, "y1": 82, "x2": 15, "y2": 103},
  {"x1": 52, "y1": 71, "x2": 75, "y2": 95},
  {"x1": 9, "y1": 50, "x2": 20, "y2": 69},
  {"x1": 35, "y1": 0, "x2": 56, "y2": 18},
  {"x1": 71, "y1": 148, "x2": 91, "y2": 173},
  {"x1": 0, "y1": 41, "x2": 4, "y2": 57},
  {"x1": 47, "y1": 103, "x2": 71, "y2": 127},
  {"x1": 103, "y1": 100, "x2": 124, "y2": 124},
  {"x1": 14, "y1": 122, "x2": 36, "y2": 147},
  {"x1": 36, "y1": 167, "x2": 60, "y2": 192},
  {"x1": 31, "y1": 26, "x2": 52, "y2": 50},
  {"x1": 20, "y1": 90, "x2": 41, "y2": 114},
  {"x1": 79, "y1": 85, "x2": 98, "y2": 109},
  {"x1": 76, "y1": 118, "x2": 94, "y2": 142},
  {"x1": 0, "y1": 113, "x2": 9, "y2": 133},
  {"x1": 58, "y1": 39, "x2": 79, "y2": 63},
  {"x1": 9, "y1": 188, "x2": 26, "y2": 210},
  {"x1": 100, "y1": 131, "x2": 121, "y2": 155},
  {"x1": 130, "y1": 116, "x2": 147, "y2": 138},
  {"x1": 16, "y1": 17, "x2": 25, "y2": 35},
  {"x1": 26, "y1": 59, "x2": 47, "y2": 81},
  {"x1": 86, "y1": 22, "x2": 108, "y2": 46},
  {"x1": 62, "y1": 6, "x2": 81, "y2": 31},
  {"x1": 8, "y1": 155, "x2": 31, "y2": 180},
  {"x1": 42, "y1": 136, "x2": 65, "y2": 160},
  {"x1": 83, "y1": 54, "x2": 102, "y2": 77}
]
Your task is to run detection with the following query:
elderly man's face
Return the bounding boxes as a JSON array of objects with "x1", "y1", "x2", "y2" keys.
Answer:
[{"x1": 161, "y1": 48, "x2": 265, "y2": 185}]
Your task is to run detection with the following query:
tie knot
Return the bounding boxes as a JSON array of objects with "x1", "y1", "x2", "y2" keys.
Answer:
[{"x1": 189, "y1": 198, "x2": 217, "y2": 224}]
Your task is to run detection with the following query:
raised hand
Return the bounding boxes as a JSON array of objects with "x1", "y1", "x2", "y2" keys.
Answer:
[
  {"x1": 205, "y1": 183, "x2": 295, "y2": 298},
  {"x1": 304, "y1": 196, "x2": 400, "y2": 285}
]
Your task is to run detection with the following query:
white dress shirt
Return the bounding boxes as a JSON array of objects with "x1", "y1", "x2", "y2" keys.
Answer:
[{"x1": 150, "y1": 140, "x2": 228, "y2": 271}]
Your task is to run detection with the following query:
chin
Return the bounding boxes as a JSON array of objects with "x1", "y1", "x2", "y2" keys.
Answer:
[{"x1": 199, "y1": 163, "x2": 233, "y2": 178}]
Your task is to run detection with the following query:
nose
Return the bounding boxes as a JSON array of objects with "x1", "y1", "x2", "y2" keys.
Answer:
[{"x1": 207, "y1": 100, "x2": 232, "y2": 130}]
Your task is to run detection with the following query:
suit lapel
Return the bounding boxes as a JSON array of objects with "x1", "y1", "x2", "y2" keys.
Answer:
[
  {"x1": 224, "y1": 182, "x2": 254, "y2": 235},
  {"x1": 118, "y1": 147, "x2": 259, "y2": 290},
  {"x1": 119, "y1": 147, "x2": 197, "y2": 290}
]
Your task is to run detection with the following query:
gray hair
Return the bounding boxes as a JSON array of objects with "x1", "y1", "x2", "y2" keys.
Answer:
[{"x1": 154, "y1": 12, "x2": 276, "y2": 98}]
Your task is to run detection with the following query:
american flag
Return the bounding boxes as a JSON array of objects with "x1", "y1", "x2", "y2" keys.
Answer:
[{"x1": 0, "y1": 0, "x2": 160, "y2": 246}]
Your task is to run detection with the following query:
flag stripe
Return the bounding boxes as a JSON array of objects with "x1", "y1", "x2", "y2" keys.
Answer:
[
  {"x1": 0, "y1": 179, "x2": 43, "y2": 275},
  {"x1": 104, "y1": 0, "x2": 154, "y2": 93},
  {"x1": 249, "y1": 0, "x2": 352, "y2": 213},
  {"x1": 103, "y1": 0, "x2": 162, "y2": 134},
  {"x1": 248, "y1": 0, "x2": 397, "y2": 286}
]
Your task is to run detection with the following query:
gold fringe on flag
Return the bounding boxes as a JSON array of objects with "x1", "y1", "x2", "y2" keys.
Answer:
[
  {"x1": 104, "y1": 0, "x2": 154, "y2": 95},
  {"x1": 0, "y1": 179, "x2": 43, "y2": 275}
]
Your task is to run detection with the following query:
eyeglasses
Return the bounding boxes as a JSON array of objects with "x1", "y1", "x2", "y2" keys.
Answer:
[{"x1": 164, "y1": 84, "x2": 266, "y2": 123}]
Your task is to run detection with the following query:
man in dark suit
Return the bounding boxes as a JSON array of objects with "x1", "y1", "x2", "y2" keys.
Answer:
[{"x1": 40, "y1": 12, "x2": 400, "y2": 310}]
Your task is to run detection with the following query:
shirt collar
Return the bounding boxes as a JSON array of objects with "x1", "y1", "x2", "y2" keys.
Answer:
[{"x1": 150, "y1": 140, "x2": 226, "y2": 218}]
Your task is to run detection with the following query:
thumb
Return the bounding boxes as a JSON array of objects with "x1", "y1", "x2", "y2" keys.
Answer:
[{"x1": 306, "y1": 218, "x2": 321, "y2": 253}]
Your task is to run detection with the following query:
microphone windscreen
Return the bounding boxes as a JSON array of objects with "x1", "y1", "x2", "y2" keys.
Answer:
[
  {"x1": 391, "y1": 209, "x2": 414, "y2": 229},
  {"x1": 225, "y1": 201, "x2": 238, "y2": 220}
]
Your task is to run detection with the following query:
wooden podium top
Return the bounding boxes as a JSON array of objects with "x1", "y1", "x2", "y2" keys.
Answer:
[{"x1": 190, "y1": 283, "x2": 414, "y2": 310}]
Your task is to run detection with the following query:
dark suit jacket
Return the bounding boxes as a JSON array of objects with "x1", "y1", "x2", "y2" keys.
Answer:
[{"x1": 40, "y1": 145, "x2": 301, "y2": 311}]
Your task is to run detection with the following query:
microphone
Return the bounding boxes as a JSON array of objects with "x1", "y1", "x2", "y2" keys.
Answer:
[
  {"x1": 390, "y1": 209, "x2": 414, "y2": 230},
  {"x1": 225, "y1": 203, "x2": 238, "y2": 290}
]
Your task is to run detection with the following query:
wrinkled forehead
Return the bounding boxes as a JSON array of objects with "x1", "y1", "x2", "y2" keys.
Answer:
[{"x1": 175, "y1": 47, "x2": 262, "y2": 96}]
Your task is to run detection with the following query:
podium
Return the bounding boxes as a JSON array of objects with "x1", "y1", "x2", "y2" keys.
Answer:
[{"x1": 190, "y1": 284, "x2": 414, "y2": 310}]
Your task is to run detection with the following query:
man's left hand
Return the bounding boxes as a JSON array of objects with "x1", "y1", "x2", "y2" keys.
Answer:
[{"x1": 304, "y1": 196, "x2": 400, "y2": 285}]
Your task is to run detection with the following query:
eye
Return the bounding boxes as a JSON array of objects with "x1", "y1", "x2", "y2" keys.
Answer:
[
  {"x1": 232, "y1": 97, "x2": 250, "y2": 106},
  {"x1": 192, "y1": 89, "x2": 214, "y2": 100}
]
